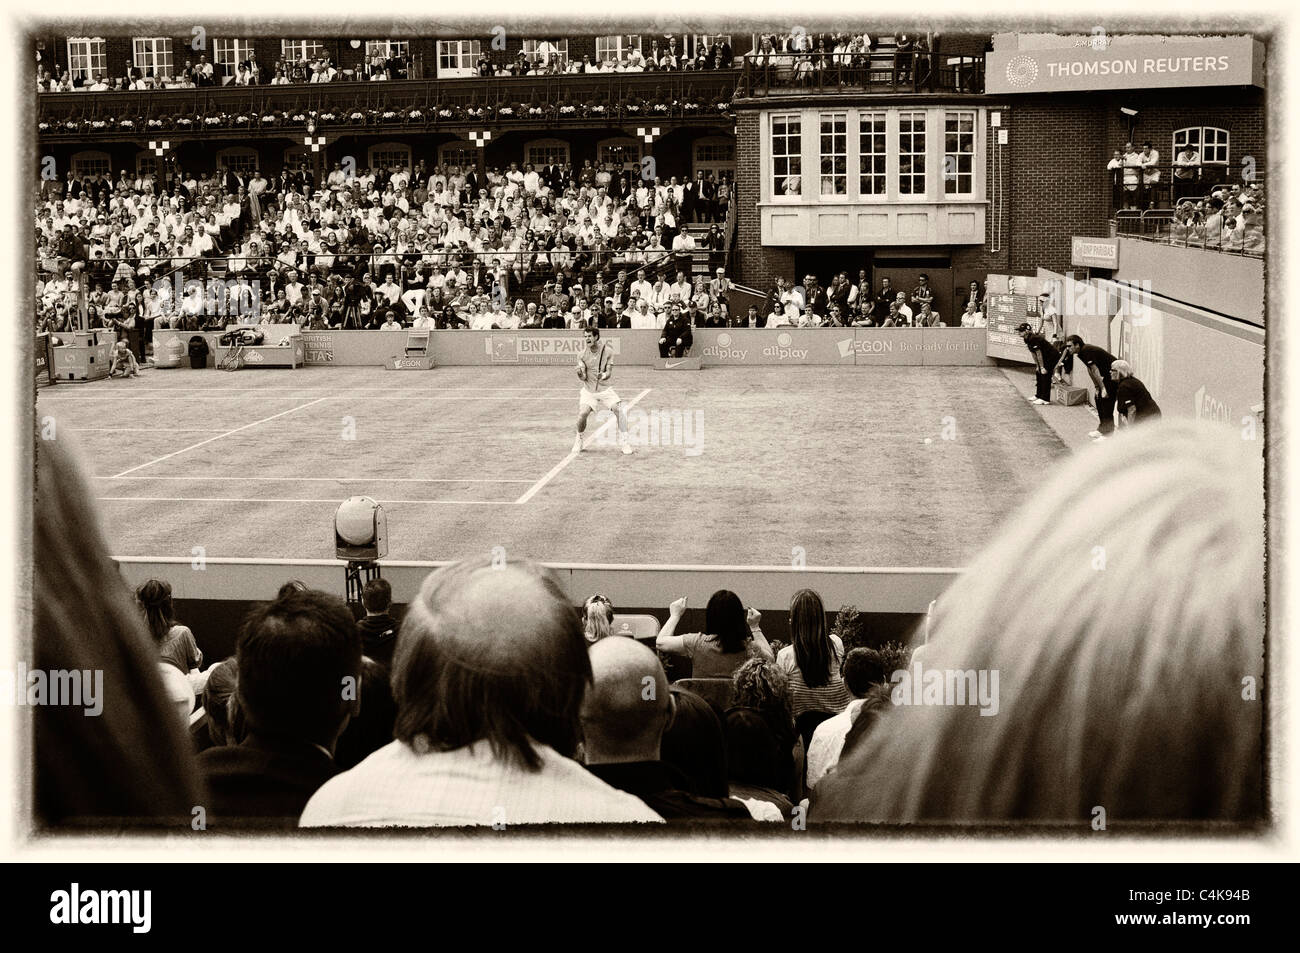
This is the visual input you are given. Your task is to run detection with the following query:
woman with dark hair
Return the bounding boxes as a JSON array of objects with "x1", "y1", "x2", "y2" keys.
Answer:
[
  {"x1": 136, "y1": 579, "x2": 204, "y2": 685},
  {"x1": 35, "y1": 434, "x2": 205, "y2": 826},
  {"x1": 655, "y1": 590, "x2": 774, "y2": 678},
  {"x1": 777, "y1": 588, "x2": 852, "y2": 720}
]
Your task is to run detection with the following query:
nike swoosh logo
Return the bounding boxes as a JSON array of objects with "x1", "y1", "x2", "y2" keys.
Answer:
[{"x1": 665, "y1": 361, "x2": 684, "y2": 368}]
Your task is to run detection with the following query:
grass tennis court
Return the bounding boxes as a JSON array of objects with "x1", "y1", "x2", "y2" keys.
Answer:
[{"x1": 36, "y1": 364, "x2": 1068, "y2": 567}]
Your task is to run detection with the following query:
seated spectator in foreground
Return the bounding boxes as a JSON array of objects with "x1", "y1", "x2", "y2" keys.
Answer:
[
  {"x1": 333, "y1": 656, "x2": 399, "y2": 771},
  {"x1": 777, "y1": 589, "x2": 853, "y2": 721},
  {"x1": 656, "y1": 590, "x2": 775, "y2": 678},
  {"x1": 661, "y1": 686, "x2": 732, "y2": 798},
  {"x1": 581, "y1": 638, "x2": 755, "y2": 821},
  {"x1": 357, "y1": 577, "x2": 399, "y2": 669},
  {"x1": 195, "y1": 658, "x2": 243, "y2": 752},
  {"x1": 813, "y1": 421, "x2": 1264, "y2": 823},
  {"x1": 724, "y1": 658, "x2": 798, "y2": 810},
  {"x1": 805, "y1": 648, "x2": 889, "y2": 790},
  {"x1": 136, "y1": 578, "x2": 209, "y2": 710},
  {"x1": 300, "y1": 557, "x2": 663, "y2": 826},
  {"x1": 197, "y1": 590, "x2": 362, "y2": 828},
  {"x1": 35, "y1": 434, "x2": 205, "y2": 826}
]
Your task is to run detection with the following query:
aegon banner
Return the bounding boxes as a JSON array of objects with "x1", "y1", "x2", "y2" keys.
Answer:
[{"x1": 987, "y1": 35, "x2": 1263, "y2": 94}]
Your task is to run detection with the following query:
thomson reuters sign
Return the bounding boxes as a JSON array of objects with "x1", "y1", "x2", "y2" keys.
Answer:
[{"x1": 986, "y1": 35, "x2": 1262, "y2": 94}]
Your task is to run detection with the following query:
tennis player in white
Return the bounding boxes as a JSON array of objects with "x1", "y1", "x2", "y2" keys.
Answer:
[{"x1": 573, "y1": 324, "x2": 633, "y2": 455}]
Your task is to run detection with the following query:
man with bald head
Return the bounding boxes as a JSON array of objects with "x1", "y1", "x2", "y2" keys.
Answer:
[
  {"x1": 299, "y1": 556, "x2": 662, "y2": 826},
  {"x1": 582, "y1": 638, "x2": 754, "y2": 822}
]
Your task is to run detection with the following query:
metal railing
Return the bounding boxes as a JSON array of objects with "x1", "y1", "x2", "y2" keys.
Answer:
[
  {"x1": 738, "y1": 50, "x2": 983, "y2": 96},
  {"x1": 36, "y1": 70, "x2": 741, "y2": 141},
  {"x1": 1114, "y1": 209, "x2": 1264, "y2": 258}
]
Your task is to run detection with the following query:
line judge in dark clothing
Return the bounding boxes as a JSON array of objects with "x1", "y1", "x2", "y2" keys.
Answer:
[
  {"x1": 1017, "y1": 322, "x2": 1061, "y2": 405},
  {"x1": 1065, "y1": 334, "x2": 1119, "y2": 438},
  {"x1": 581, "y1": 637, "x2": 754, "y2": 822},
  {"x1": 1111, "y1": 360, "x2": 1162, "y2": 425}
]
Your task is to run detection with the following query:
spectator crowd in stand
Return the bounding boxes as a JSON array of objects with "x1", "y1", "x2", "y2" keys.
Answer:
[
  {"x1": 36, "y1": 35, "x2": 742, "y2": 92},
  {"x1": 1168, "y1": 181, "x2": 1266, "y2": 253},
  {"x1": 753, "y1": 271, "x2": 987, "y2": 328},
  {"x1": 34, "y1": 159, "x2": 734, "y2": 341}
]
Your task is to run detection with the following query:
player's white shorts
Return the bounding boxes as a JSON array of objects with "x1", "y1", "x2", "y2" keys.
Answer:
[{"x1": 579, "y1": 387, "x2": 621, "y2": 413}]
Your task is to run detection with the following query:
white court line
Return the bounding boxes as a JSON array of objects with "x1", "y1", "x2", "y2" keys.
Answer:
[
  {"x1": 109, "y1": 396, "x2": 330, "y2": 479},
  {"x1": 97, "y1": 496, "x2": 514, "y2": 505},
  {"x1": 103, "y1": 475, "x2": 534, "y2": 484},
  {"x1": 515, "y1": 388, "x2": 652, "y2": 506}
]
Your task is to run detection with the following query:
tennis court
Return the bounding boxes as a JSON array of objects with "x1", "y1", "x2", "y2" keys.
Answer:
[{"x1": 36, "y1": 363, "x2": 1069, "y2": 568}]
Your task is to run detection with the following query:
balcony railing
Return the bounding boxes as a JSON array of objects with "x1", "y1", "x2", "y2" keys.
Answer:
[
  {"x1": 35, "y1": 71, "x2": 741, "y2": 141},
  {"x1": 738, "y1": 50, "x2": 984, "y2": 96},
  {"x1": 1115, "y1": 211, "x2": 1265, "y2": 258}
]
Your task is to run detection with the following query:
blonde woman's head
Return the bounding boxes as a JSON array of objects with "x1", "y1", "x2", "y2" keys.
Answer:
[{"x1": 815, "y1": 420, "x2": 1264, "y2": 824}]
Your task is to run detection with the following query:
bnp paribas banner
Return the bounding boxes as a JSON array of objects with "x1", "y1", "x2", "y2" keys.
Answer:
[{"x1": 986, "y1": 34, "x2": 1263, "y2": 94}]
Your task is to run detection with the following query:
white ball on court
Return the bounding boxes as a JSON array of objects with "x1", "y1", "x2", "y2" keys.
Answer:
[{"x1": 924, "y1": 437, "x2": 933, "y2": 444}]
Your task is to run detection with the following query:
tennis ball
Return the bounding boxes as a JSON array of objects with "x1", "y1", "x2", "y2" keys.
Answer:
[{"x1": 924, "y1": 437, "x2": 933, "y2": 444}]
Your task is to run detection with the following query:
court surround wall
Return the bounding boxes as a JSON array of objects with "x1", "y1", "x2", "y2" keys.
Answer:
[{"x1": 152, "y1": 327, "x2": 996, "y2": 367}]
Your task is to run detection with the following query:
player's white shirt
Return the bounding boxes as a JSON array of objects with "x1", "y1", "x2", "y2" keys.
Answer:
[{"x1": 577, "y1": 341, "x2": 620, "y2": 412}]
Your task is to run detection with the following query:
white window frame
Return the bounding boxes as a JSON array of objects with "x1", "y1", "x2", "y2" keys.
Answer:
[
  {"x1": 66, "y1": 37, "x2": 107, "y2": 83},
  {"x1": 214, "y1": 39, "x2": 255, "y2": 76},
  {"x1": 134, "y1": 151, "x2": 159, "y2": 177},
  {"x1": 281, "y1": 40, "x2": 326, "y2": 63},
  {"x1": 132, "y1": 37, "x2": 174, "y2": 78},
  {"x1": 366, "y1": 41, "x2": 410, "y2": 63},
  {"x1": 521, "y1": 39, "x2": 569, "y2": 67},
  {"x1": 525, "y1": 138, "x2": 571, "y2": 170},
  {"x1": 898, "y1": 110, "x2": 927, "y2": 199},
  {"x1": 437, "y1": 40, "x2": 482, "y2": 78},
  {"x1": 595, "y1": 35, "x2": 642, "y2": 66},
  {"x1": 283, "y1": 146, "x2": 313, "y2": 170},
  {"x1": 943, "y1": 110, "x2": 976, "y2": 197},
  {"x1": 437, "y1": 142, "x2": 478, "y2": 172},
  {"x1": 686, "y1": 35, "x2": 734, "y2": 58},
  {"x1": 368, "y1": 142, "x2": 413, "y2": 171},
  {"x1": 70, "y1": 150, "x2": 111, "y2": 179},
  {"x1": 770, "y1": 113, "x2": 803, "y2": 201},
  {"x1": 216, "y1": 147, "x2": 259, "y2": 174},
  {"x1": 858, "y1": 111, "x2": 888, "y2": 200},
  {"x1": 599, "y1": 137, "x2": 642, "y2": 172},
  {"x1": 819, "y1": 112, "x2": 848, "y2": 197}
]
